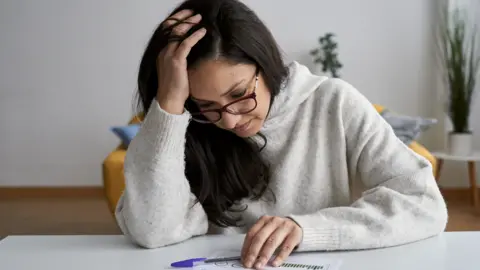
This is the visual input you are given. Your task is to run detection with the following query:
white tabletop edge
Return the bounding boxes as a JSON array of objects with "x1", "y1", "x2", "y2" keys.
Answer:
[{"x1": 1, "y1": 232, "x2": 480, "y2": 270}]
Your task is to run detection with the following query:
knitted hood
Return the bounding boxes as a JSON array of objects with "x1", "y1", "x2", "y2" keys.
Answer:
[{"x1": 262, "y1": 61, "x2": 329, "y2": 130}]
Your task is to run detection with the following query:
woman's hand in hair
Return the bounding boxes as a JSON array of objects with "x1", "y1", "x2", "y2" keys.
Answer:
[
  {"x1": 156, "y1": 9, "x2": 206, "y2": 115},
  {"x1": 241, "y1": 216, "x2": 303, "y2": 269}
]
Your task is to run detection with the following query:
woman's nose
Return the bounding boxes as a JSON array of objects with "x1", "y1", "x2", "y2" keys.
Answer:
[{"x1": 221, "y1": 112, "x2": 241, "y2": 130}]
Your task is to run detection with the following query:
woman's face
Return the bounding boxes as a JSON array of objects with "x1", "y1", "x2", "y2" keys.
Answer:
[{"x1": 188, "y1": 59, "x2": 271, "y2": 137}]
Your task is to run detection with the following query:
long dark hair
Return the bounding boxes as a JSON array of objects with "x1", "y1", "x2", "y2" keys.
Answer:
[{"x1": 136, "y1": 0, "x2": 289, "y2": 227}]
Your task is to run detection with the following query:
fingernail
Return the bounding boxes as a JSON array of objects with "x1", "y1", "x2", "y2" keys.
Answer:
[
  {"x1": 254, "y1": 262, "x2": 262, "y2": 269},
  {"x1": 272, "y1": 259, "x2": 280, "y2": 267},
  {"x1": 258, "y1": 258, "x2": 268, "y2": 269}
]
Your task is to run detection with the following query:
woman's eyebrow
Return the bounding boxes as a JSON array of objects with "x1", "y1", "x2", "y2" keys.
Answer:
[{"x1": 220, "y1": 79, "x2": 245, "y2": 97}]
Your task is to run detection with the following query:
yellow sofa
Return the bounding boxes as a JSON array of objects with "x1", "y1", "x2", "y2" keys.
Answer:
[{"x1": 102, "y1": 105, "x2": 437, "y2": 214}]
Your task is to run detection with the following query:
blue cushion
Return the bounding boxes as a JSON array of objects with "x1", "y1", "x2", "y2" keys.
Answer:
[
  {"x1": 111, "y1": 124, "x2": 140, "y2": 146},
  {"x1": 379, "y1": 109, "x2": 437, "y2": 145}
]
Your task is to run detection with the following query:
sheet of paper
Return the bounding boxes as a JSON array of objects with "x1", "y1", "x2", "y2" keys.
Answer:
[
  {"x1": 208, "y1": 249, "x2": 242, "y2": 260},
  {"x1": 198, "y1": 252, "x2": 342, "y2": 270}
]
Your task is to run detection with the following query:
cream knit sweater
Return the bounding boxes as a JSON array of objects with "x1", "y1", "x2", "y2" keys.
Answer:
[{"x1": 115, "y1": 62, "x2": 448, "y2": 250}]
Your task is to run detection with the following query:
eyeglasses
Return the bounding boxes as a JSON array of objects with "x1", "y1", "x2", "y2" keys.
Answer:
[{"x1": 190, "y1": 68, "x2": 259, "y2": 124}]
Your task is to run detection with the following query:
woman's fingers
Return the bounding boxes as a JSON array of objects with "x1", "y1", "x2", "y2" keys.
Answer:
[
  {"x1": 241, "y1": 216, "x2": 271, "y2": 262},
  {"x1": 241, "y1": 217, "x2": 303, "y2": 269},
  {"x1": 162, "y1": 9, "x2": 194, "y2": 29},
  {"x1": 170, "y1": 13, "x2": 202, "y2": 37},
  {"x1": 256, "y1": 223, "x2": 293, "y2": 268},
  {"x1": 175, "y1": 27, "x2": 207, "y2": 60},
  {"x1": 271, "y1": 231, "x2": 301, "y2": 267},
  {"x1": 161, "y1": 10, "x2": 203, "y2": 56},
  {"x1": 243, "y1": 217, "x2": 283, "y2": 268}
]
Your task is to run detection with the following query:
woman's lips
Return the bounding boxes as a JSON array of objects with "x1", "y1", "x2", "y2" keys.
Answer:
[{"x1": 233, "y1": 119, "x2": 252, "y2": 132}]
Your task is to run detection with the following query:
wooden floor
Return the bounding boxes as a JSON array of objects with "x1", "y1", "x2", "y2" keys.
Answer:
[
  {"x1": 0, "y1": 197, "x2": 121, "y2": 236},
  {"x1": 0, "y1": 196, "x2": 479, "y2": 237}
]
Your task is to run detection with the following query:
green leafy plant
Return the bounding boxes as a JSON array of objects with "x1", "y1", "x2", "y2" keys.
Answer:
[
  {"x1": 310, "y1": 33, "x2": 342, "y2": 78},
  {"x1": 435, "y1": 3, "x2": 479, "y2": 134}
]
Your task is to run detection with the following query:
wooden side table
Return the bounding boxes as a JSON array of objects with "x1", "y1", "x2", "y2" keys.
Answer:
[{"x1": 432, "y1": 151, "x2": 480, "y2": 208}]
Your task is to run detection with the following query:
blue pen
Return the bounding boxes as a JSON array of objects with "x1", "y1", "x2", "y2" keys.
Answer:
[{"x1": 171, "y1": 256, "x2": 241, "y2": 268}]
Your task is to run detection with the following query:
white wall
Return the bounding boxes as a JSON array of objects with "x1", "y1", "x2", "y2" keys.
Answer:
[
  {"x1": 0, "y1": 0, "x2": 170, "y2": 186},
  {"x1": 1, "y1": 0, "x2": 469, "y2": 187}
]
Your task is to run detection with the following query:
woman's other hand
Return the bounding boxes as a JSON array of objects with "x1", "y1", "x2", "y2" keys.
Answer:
[{"x1": 241, "y1": 216, "x2": 303, "y2": 269}]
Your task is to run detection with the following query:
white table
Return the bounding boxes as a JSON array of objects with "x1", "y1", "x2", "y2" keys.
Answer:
[
  {"x1": 431, "y1": 151, "x2": 480, "y2": 208},
  {"x1": 0, "y1": 232, "x2": 478, "y2": 270}
]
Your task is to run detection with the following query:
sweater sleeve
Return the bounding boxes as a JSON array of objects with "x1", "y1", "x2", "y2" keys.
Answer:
[
  {"x1": 289, "y1": 79, "x2": 448, "y2": 251},
  {"x1": 115, "y1": 100, "x2": 209, "y2": 248}
]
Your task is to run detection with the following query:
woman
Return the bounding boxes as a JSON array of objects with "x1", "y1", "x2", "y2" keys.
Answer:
[{"x1": 115, "y1": 0, "x2": 448, "y2": 268}]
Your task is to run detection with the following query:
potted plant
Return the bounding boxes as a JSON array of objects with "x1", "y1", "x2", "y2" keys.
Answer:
[
  {"x1": 436, "y1": 3, "x2": 479, "y2": 156},
  {"x1": 310, "y1": 32, "x2": 343, "y2": 78}
]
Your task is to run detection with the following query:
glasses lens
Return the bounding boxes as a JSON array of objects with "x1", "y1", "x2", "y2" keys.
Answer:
[
  {"x1": 191, "y1": 97, "x2": 257, "y2": 123},
  {"x1": 226, "y1": 98, "x2": 257, "y2": 114},
  {"x1": 191, "y1": 111, "x2": 221, "y2": 123}
]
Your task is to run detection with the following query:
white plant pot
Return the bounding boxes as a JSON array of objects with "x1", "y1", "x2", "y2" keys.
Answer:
[{"x1": 447, "y1": 133, "x2": 473, "y2": 156}]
